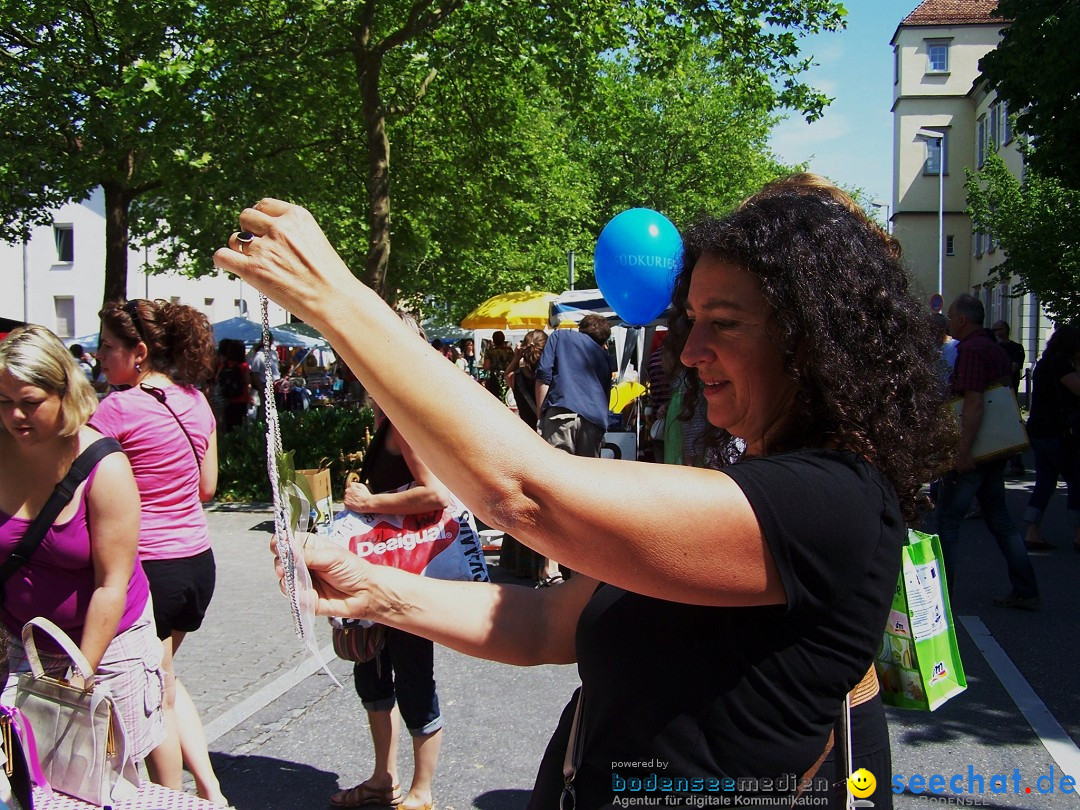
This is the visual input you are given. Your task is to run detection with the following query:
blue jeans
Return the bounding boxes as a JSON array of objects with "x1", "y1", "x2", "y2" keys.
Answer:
[
  {"x1": 1025, "y1": 436, "x2": 1080, "y2": 529},
  {"x1": 353, "y1": 626, "x2": 443, "y2": 736},
  {"x1": 936, "y1": 458, "x2": 1038, "y2": 598}
]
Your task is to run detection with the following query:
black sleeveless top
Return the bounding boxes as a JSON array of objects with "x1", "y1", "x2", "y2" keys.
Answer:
[{"x1": 359, "y1": 420, "x2": 414, "y2": 494}]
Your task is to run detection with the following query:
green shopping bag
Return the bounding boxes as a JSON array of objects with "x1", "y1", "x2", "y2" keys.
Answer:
[{"x1": 874, "y1": 529, "x2": 967, "y2": 711}]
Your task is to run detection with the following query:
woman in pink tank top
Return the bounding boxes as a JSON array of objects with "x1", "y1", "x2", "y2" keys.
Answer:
[{"x1": 0, "y1": 325, "x2": 167, "y2": 772}]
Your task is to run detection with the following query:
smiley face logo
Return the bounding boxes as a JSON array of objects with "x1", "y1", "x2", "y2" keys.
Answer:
[{"x1": 848, "y1": 768, "x2": 877, "y2": 798}]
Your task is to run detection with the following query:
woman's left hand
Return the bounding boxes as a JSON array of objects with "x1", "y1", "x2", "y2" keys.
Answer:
[
  {"x1": 271, "y1": 536, "x2": 378, "y2": 620},
  {"x1": 213, "y1": 199, "x2": 360, "y2": 330},
  {"x1": 343, "y1": 481, "x2": 373, "y2": 513}
]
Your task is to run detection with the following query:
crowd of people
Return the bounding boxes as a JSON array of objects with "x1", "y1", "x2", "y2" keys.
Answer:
[{"x1": 0, "y1": 171, "x2": 1076, "y2": 809}]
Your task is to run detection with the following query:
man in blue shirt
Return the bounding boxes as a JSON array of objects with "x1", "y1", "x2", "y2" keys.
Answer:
[
  {"x1": 535, "y1": 314, "x2": 615, "y2": 457},
  {"x1": 532, "y1": 313, "x2": 615, "y2": 586}
]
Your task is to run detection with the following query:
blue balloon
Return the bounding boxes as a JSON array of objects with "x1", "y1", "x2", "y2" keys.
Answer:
[{"x1": 594, "y1": 208, "x2": 682, "y2": 326}]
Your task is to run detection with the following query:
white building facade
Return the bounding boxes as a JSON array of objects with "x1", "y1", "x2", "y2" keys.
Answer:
[
  {"x1": 0, "y1": 187, "x2": 286, "y2": 342},
  {"x1": 891, "y1": 0, "x2": 1052, "y2": 386}
]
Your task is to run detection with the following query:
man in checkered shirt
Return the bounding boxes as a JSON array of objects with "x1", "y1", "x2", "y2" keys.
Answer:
[{"x1": 936, "y1": 294, "x2": 1040, "y2": 611}]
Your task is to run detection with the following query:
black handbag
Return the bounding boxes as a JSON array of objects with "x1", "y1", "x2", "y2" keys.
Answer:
[
  {"x1": 0, "y1": 704, "x2": 34, "y2": 809},
  {"x1": 331, "y1": 622, "x2": 386, "y2": 664}
]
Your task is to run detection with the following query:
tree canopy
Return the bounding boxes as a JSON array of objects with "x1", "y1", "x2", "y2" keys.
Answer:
[
  {"x1": 979, "y1": 0, "x2": 1080, "y2": 189},
  {"x1": 1, "y1": 0, "x2": 846, "y2": 313},
  {"x1": 966, "y1": 151, "x2": 1080, "y2": 325}
]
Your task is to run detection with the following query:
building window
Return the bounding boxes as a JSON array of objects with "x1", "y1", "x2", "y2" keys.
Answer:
[
  {"x1": 976, "y1": 116, "x2": 986, "y2": 168},
  {"x1": 54, "y1": 296, "x2": 75, "y2": 337},
  {"x1": 926, "y1": 40, "x2": 950, "y2": 73},
  {"x1": 945, "y1": 235, "x2": 955, "y2": 256},
  {"x1": 53, "y1": 225, "x2": 74, "y2": 263},
  {"x1": 989, "y1": 104, "x2": 1000, "y2": 151},
  {"x1": 923, "y1": 131, "x2": 947, "y2": 175},
  {"x1": 993, "y1": 101, "x2": 1010, "y2": 145},
  {"x1": 894, "y1": 47, "x2": 899, "y2": 85},
  {"x1": 973, "y1": 231, "x2": 984, "y2": 258}
]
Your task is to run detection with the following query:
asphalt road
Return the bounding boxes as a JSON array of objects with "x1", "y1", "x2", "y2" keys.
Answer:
[{"x1": 175, "y1": 460, "x2": 1080, "y2": 810}]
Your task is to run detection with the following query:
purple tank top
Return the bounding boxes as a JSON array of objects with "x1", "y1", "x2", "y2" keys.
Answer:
[{"x1": 0, "y1": 465, "x2": 150, "y2": 654}]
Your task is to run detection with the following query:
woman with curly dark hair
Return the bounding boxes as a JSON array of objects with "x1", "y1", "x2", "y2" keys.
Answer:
[
  {"x1": 217, "y1": 192, "x2": 955, "y2": 810},
  {"x1": 93, "y1": 299, "x2": 228, "y2": 805},
  {"x1": 661, "y1": 178, "x2": 955, "y2": 806}
]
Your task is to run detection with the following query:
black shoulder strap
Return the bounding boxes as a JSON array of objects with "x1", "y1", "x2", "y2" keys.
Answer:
[
  {"x1": 139, "y1": 383, "x2": 202, "y2": 467},
  {"x1": 0, "y1": 438, "x2": 123, "y2": 601}
]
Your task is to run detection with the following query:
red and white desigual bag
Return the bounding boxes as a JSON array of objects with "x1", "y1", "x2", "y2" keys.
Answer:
[{"x1": 328, "y1": 484, "x2": 489, "y2": 583}]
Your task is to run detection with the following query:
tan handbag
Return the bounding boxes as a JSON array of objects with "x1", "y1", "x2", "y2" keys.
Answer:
[
  {"x1": 14, "y1": 617, "x2": 140, "y2": 806},
  {"x1": 950, "y1": 384, "x2": 1029, "y2": 462}
]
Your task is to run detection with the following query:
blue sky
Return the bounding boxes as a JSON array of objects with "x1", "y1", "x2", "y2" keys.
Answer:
[{"x1": 768, "y1": 1, "x2": 921, "y2": 210}]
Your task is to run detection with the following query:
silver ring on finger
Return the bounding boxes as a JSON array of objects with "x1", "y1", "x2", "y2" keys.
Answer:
[{"x1": 237, "y1": 230, "x2": 255, "y2": 255}]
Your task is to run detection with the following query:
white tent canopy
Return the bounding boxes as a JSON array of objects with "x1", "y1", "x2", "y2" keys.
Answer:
[
  {"x1": 547, "y1": 288, "x2": 671, "y2": 330},
  {"x1": 212, "y1": 316, "x2": 325, "y2": 348}
]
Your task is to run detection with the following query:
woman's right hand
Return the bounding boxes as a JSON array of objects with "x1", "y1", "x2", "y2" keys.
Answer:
[{"x1": 272, "y1": 537, "x2": 378, "y2": 620}]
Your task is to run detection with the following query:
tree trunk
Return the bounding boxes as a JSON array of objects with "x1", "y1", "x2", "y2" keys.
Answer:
[
  {"x1": 102, "y1": 183, "x2": 131, "y2": 305},
  {"x1": 359, "y1": 52, "x2": 392, "y2": 299}
]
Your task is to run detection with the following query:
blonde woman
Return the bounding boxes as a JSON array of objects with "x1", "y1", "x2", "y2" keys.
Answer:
[{"x1": 0, "y1": 325, "x2": 169, "y2": 779}]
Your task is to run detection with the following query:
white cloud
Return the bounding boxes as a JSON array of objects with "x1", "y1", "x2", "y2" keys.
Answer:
[{"x1": 770, "y1": 113, "x2": 851, "y2": 161}]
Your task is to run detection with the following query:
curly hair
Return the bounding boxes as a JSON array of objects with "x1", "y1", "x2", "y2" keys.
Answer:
[
  {"x1": 667, "y1": 190, "x2": 957, "y2": 523},
  {"x1": 99, "y1": 299, "x2": 216, "y2": 387},
  {"x1": 519, "y1": 329, "x2": 548, "y2": 372},
  {"x1": 745, "y1": 172, "x2": 902, "y2": 261}
]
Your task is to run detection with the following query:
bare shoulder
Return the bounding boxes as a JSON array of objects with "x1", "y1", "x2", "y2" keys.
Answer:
[{"x1": 78, "y1": 426, "x2": 133, "y2": 480}]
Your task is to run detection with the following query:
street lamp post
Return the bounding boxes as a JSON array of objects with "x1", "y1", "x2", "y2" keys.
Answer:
[
  {"x1": 870, "y1": 201, "x2": 891, "y2": 235},
  {"x1": 915, "y1": 128, "x2": 945, "y2": 300}
]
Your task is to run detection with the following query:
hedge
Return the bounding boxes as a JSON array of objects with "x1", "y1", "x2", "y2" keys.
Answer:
[{"x1": 216, "y1": 405, "x2": 375, "y2": 502}]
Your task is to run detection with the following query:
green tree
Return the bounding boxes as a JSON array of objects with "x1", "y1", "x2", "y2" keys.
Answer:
[
  {"x1": 0, "y1": 0, "x2": 297, "y2": 303},
  {"x1": 979, "y1": 0, "x2": 1080, "y2": 188},
  {"x1": 3, "y1": 0, "x2": 845, "y2": 311},
  {"x1": 966, "y1": 150, "x2": 1080, "y2": 324},
  {"x1": 574, "y1": 44, "x2": 793, "y2": 232}
]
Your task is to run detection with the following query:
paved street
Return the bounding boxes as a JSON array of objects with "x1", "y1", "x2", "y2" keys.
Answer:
[{"x1": 176, "y1": 459, "x2": 1080, "y2": 809}]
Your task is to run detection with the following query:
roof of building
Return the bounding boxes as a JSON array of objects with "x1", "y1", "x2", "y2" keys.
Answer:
[{"x1": 899, "y1": 0, "x2": 1000, "y2": 27}]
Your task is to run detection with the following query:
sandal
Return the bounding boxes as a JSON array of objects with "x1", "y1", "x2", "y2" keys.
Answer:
[
  {"x1": 535, "y1": 574, "x2": 565, "y2": 588},
  {"x1": 330, "y1": 781, "x2": 402, "y2": 808}
]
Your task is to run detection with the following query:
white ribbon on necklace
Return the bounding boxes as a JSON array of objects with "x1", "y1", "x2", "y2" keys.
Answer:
[{"x1": 260, "y1": 295, "x2": 340, "y2": 685}]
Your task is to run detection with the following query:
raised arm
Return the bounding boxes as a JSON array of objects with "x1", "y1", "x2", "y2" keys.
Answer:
[{"x1": 216, "y1": 200, "x2": 783, "y2": 607}]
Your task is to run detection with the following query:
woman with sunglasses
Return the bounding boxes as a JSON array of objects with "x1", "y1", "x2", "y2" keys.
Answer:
[{"x1": 94, "y1": 299, "x2": 227, "y2": 805}]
